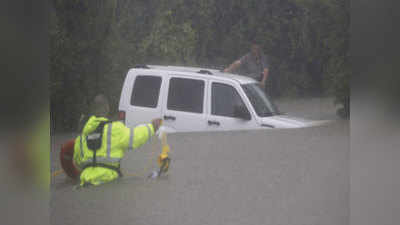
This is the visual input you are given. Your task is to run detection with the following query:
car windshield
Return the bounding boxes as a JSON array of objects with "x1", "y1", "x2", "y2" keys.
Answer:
[{"x1": 241, "y1": 83, "x2": 281, "y2": 117}]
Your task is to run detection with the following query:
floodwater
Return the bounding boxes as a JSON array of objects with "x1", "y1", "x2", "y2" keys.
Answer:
[{"x1": 51, "y1": 97, "x2": 349, "y2": 225}]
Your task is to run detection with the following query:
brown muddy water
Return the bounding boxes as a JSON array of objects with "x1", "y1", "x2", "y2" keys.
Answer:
[{"x1": 51, "y1": 97, "x2": 349, "y2": 225}]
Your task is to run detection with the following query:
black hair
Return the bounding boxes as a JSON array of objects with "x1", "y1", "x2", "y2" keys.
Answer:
[{"x1": 248, "y1": 33, "x2": 260, "y2": 45}]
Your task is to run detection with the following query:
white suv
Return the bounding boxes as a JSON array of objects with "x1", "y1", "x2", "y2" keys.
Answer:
[{"x1": 118, "y1": 65, "x2": 327, "y2": 133}]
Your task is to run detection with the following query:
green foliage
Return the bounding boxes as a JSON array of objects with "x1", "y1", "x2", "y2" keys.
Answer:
[
  {"x1": 139, "y1": 10, "x2": 197, "y2": 65},
  {"x1": 51, "y1": 0, "x2": 350, "y2": 130}
]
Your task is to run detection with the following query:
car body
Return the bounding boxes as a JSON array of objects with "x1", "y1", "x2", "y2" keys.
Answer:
[{"x1": 118, "y1": 65, "x2": 329, "y2": 133}]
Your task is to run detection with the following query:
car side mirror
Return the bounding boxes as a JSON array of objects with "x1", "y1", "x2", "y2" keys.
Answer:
[{"x1": 234, "y1": 105, "x2": 251, "y2": 120}]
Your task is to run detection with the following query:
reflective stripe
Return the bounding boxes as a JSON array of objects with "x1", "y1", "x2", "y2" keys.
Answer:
[
  {"x1": 79, "y1": 157, "x2": 121, "y2": 168},
  {"x1": 108, "y1": 157, "x2": 121, "y2": 163},
  {"x1": 146, "y1": 124, "x2": 152, "y2": 140},
  {"x1": 107, "y1": 123, "x2": 112, "y2": 158},
  {"x1": 128, "y1": 127, "x2": 134, "y2": 151},
  {"x1": 80, "y1": 135, "x2": 84, "y2": 158}
]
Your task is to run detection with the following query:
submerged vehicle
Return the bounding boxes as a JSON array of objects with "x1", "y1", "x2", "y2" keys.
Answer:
[{"x1": 118, "y1": 65, "x2": 328, "y2": 132}]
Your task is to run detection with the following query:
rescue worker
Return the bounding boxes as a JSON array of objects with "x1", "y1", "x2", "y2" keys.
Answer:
[{"x1": 72, "y1": 94, "x2": 162, "y2": 186}]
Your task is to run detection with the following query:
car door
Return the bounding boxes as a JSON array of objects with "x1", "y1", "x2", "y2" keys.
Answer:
[
  {"x1": 161, "y1": 75, "x2": 208, "y2": 132},
  {"x1": 124, "y1": 72, "x2": 165, "y2": 128},
  {"x1": 206, "y1": 80, "x2": 258, "y2": 131}
]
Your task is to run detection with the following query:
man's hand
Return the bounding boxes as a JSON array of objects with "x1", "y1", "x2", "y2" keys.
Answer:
[
  {"x1": 260, "y1": 68, "x2": 269, "y2": 89},
  {"x1": 260, "y1": 81, "x2": 265, "y2": 89},
  {"x1": 151, "y1": 118, "x2": 163, "y2": 132},
  {"x1": 224, "y1": 60, "x2": 241, "y2": 73}
]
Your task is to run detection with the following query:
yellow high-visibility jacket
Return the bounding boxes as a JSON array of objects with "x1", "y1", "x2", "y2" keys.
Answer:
[{"x1": 73, "y1": 116, "x2": 154, "y2": 186}]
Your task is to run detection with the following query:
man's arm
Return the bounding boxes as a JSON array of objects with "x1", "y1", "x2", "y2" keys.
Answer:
[
  {"x1": 260, "y1": 68, "x2": 269, "y2": 87},
  {"x1": 126, "y1": 119, "x2": 162, "y2": 151},
  {"x1": 260, "y1": 54, "x2": 270, "y2": 87},
  {"x1": 223, "y1": 60, "x2": 241, "y2": 73}
]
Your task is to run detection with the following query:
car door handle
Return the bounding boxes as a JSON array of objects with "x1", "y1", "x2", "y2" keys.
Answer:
[
  {"x1": 261, "y1": 124, "x2": 275, "y2": 128},
  {"x1": 208, "y1": 120, "x2": 220, "y2": 126},
  {"x1": 163, "y1": 115, "x2": 176, "y2": 121}
]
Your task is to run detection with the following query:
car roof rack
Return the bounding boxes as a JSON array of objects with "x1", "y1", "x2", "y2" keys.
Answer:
[
  {"x1": 133, "y1": 64, "x2": 150, "y2": 69},
  {"x1": 197, "y1": 69, "x2": 213, "y2": 75}
]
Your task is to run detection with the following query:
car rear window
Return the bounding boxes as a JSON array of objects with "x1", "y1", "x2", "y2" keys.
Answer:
[
  {"x1": 167, "y1": 77, "x2": 204, "y2": 113},
  {"x1": 131, "y1": 75, "x2": 162, "y2": 108}
]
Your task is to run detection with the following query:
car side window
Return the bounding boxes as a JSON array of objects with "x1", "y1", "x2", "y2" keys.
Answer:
[
  {"x1": 167, "y1": 77, "x2": 204, "y2": 113},
  {"x1": 211, "y1": 82, "x2": 247, "y2": 118},
  {"x1": 131, "y1": 75, "x2": 162, "y2": 108}
]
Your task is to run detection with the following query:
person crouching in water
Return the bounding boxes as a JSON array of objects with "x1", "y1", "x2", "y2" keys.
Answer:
[{"x1": 73, "y1": 94, "x2": 162, "y2": 187}]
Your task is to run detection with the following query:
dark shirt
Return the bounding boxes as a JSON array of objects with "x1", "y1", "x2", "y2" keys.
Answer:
[{"x1": 238, "y1": 52, "x2": 269, "y2": 81}]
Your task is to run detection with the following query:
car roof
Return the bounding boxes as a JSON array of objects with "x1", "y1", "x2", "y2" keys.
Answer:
[{"x1": 129, "y1": 65, "x2": 257, "y2": 84}]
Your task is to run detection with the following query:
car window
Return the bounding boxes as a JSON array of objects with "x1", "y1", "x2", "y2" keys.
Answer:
[
  {"x1": 241, "y1": 83, "x2": 280, "y2": 117},
  {"x1": 167, "y1": 77, "x2": 204, "y2": 113},
  {"x1": 211, "y1": 82, "x2": 247, "y2": 117},
  {"x1": 131, "y1": 75, "x2": 162, "y2": 108}
]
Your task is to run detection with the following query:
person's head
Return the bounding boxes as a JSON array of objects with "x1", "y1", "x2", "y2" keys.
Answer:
[
  {"x1": 250, "y1": 39, "x2": 262, "y2": 57},
  {"x1": 90, "y1": 94, "x2": 110, "y2": 118}
]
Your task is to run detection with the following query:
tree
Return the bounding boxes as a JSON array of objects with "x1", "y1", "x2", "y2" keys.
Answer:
[{"x1": 51, "y1": 0, "x2": 350, "y2": 130}]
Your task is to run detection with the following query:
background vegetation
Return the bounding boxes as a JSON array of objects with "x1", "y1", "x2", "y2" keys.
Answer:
[{"x1": 50, "y1": 0, "x2": 349, "y2": 131}]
